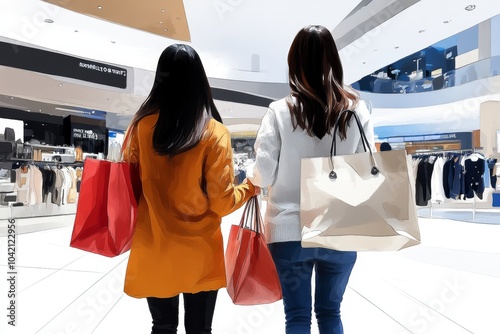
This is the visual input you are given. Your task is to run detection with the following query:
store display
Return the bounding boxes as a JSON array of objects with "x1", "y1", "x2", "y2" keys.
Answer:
[{"x1": 412, "y1": 150, "x2": 494, "y2": 206}]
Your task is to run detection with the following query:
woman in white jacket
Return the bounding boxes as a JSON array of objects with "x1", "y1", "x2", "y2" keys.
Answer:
[{"x1": 248, "y1": 25, "x2": 375, "y2": 334}]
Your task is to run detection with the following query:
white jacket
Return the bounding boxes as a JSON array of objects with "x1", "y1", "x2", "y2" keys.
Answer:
[{"x1": 247, "y1": 97, "x2": 376, "y2": 243}]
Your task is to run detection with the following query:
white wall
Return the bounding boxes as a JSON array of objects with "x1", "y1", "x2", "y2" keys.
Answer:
[{"x1": 0, "y1": 117, "x2": 24, "y2": 141}]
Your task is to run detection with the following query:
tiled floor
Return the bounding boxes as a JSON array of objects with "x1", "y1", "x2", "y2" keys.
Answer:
[{"x1": 1, "y1": 207, "x2": 499, "y2": 334}]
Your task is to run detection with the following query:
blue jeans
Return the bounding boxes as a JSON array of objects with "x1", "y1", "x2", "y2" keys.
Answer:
[{"x1": 268, "y1": 241, "x2": 356, "y2": 334}]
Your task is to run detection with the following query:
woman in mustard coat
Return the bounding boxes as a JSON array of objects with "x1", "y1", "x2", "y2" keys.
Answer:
[{"x1": 123, "y1": 44, "x2": 257, "y2": 334}]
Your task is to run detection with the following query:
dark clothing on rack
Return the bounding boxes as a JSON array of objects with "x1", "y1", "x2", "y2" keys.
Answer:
[
  {"x1": 464, "y1": 158, "x2": 485, "y2": 199},
  {"x1": 442, "y1": 159, "x2": 452, "y2": 198},
  {"x1": 450, "y1": 156, "x2": 464, "y2": 200},
  {"x1": 415, "y1": 158, "x2": 435, "y2": 206},
  {"x1": 443, "y1": 160, "x2": 452, "y2": 198},
  {"x1": 488, "y1": 159, "x2": 497, "y2": 189}
]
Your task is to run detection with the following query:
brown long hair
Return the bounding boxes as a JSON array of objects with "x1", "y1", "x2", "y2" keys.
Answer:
[
  {"x1": 286, "y1": 25, "x2": 358, "y2": 139},
  {"x1": 126, "y1": 44, "x2": 222, "y2": 156}
]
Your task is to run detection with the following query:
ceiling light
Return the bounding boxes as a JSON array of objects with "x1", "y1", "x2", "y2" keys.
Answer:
[
  {"x1": 465, "y1": 5, "x2": 476, "y2": 11},
  {"x1": 394, "y1": 46, "x2": 399, "y2": 49},
  {"x1": 97, "y1": 5, "x2": 103, "y2": 9},
  {"x1": 159, "y1": 21, "x2": 163, "y2": 24},
  {"x1": 58, "y1": 84, "x2": 63, "y2": 87},
  {"x1": 55, "y1": 107, "x2": 87, "y2": 114},
  {"x1": 10, "y1": 96, "x2": 14, "y2": 99},
  {"x1": 74, "y1": 30, "x2": 79, "y2": 32},
  {"x1": 443, "y1": 20, "x2": 451, "y2": 23},
  {"x1": 362, "y1": 62, "x2": 366, "y2": 64},
  {"x1": 419, "y1": 29, "x2": 426, "y2": 33},
  {"x1": 111, "y1": 41, "x2": 116, "y2": 43},
  {"x1": 26, "y1": 109, "x2": 31, "y2": 112},
  {"x1": 38, "y1": 109, "x2": 42, "y2": 112},
  {"x1": 176, "y1": 17, "x2": 181, "y2": 20},
  {"x1": 161, "y1": 9, "x2": 166, "y2": 13},
  {"x1": 44, "y1": 19, "x2": 54, "y2": 23},
  {"x1": 164, "y1": 28, "x2": 168, "y2": 32}
]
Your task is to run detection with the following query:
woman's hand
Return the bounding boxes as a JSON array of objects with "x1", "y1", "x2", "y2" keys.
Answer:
[{"x1": 243, "y1": 178, "x2": 261, "y2": 196}]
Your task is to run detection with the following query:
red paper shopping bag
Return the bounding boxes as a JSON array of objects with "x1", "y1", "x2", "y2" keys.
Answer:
[
  {"x1": 225, "y1": 196, "x2": 282, "y2": 305},
  {"x1": 70, "y1": 158, "x2": 140, "y2": 257}
]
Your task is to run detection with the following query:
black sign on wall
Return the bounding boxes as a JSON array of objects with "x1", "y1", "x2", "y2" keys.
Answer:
[
  {"x1": 0, "y1": 41, "x2": 127, "y2": 89},
  {"x1": 63, "y1": 115, "x2": 107, "y2": 154}
]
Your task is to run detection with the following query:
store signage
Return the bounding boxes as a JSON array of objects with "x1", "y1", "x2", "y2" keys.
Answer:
[
  {"x1": 72, "y1": 128, "x2": 104, "y2": 140},
  {"x1": 0, "y1": 41, "x2": 127, "y2": 89},
  {"x1": 423, "y1": 133, "x2": 458, "y2": 141}
]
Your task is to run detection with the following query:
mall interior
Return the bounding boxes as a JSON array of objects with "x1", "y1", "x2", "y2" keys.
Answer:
[{"x1": 1, "y1": 0, "x2": 500, "y2": 333}]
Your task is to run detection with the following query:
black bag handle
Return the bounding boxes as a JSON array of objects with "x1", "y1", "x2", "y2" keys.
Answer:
[{"x1": 329, "y1": 109, "x2": 379, "y2": 180}]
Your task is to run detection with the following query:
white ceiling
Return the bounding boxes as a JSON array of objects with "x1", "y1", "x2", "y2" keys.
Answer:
[{"x1": 1, "y1": 0, "x2": 500, "y2": 126}]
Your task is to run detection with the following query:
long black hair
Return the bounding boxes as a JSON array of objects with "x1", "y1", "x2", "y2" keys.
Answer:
[
  {"x1": 128, "y1": 44, "x2": 222, "y2": 156},
  {"x1": 286, "y1": 25, "x2": 359, "y2": 139}
]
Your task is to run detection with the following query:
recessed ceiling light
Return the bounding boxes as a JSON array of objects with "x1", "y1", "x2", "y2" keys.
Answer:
[
  {"x1": 164, "y1": 28, "x2": 168, "y2": 32},
  {"x1": 92, "y1": 111, "x2": 95, "y2": 114},
  {"x1": 26, "y1": 109, "x2": 31, "y2": 112},
  {"x1": 39, "y1": 109, "x2": 42, "y2": 112},
  {"x1": 44, "y1": 19, "x2": 54, "y2": 23},
  {"x1": 419, "y1": 29, "x2": 426, "y2": 33},
  {"x1": 10, "y1": 96, "x2": 14, "y2": 99},
  {"x1": 58, "y1": 84, "x2": 63, "y2": 87},
  {"x1": 97, "y1": 5, "x2": 103, "y2": 9},
  {"x1": 161, "y1": 9, "x2": 166, "y2": 13},
  {"x1": 465, "y1": 5, "x2": 476, "y2": 11},
  {"x1": 159, "y1": 21, "x2": 163, "y2": 24},
  {"x1": 176, "y1": 17, "x2": 181, "y2": 20}
]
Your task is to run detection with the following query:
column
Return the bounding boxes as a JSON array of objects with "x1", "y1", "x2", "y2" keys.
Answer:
[{"x1": 479, "y1": 100, "x2": 500, "y2": 158}]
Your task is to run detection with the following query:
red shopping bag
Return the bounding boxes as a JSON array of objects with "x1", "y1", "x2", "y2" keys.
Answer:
[
  {"x1": 70, "y1": 158, "x2": 140, "y2": 257},
  {"x1": 225, "y1": 196, "x2": 282, "y2": 305}
]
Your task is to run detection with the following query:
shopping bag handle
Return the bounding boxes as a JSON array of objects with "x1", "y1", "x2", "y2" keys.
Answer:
[
  {"x1": 329, "y1": 109, "x2": 379, "y2": 180},
  {"x1": 238, "y1": 196, "x2": 264, "y2": 234}
]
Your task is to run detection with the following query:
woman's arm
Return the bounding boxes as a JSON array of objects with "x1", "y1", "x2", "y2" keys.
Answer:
[
  {"x1": 247, "y1": 107, "x2": 281, "y2": 188},
  {"x1": 204, "y1": 131, "x2": 255, "y2": 217}
]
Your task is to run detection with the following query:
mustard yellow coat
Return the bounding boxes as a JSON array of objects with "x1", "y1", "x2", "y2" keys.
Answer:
[{"x1": 123, "y1": 115, "x2": 254, "y2": 298}]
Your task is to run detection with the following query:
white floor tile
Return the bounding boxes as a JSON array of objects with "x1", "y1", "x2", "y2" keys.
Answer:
[{"x1": 1, "y1": 208, "x2": 499, "y2": 334}]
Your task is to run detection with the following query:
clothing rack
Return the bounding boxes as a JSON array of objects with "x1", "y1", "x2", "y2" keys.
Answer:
[{"x1": 412, "y1": 148, "x2": 486, "y2": 221}]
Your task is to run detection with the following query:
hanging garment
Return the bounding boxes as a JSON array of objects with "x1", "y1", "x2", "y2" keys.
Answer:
[
  {"x1": 14, "y1": 166, "x2": 30, "y2": 205},
  {"x1": 449, "y1": 155, "x2": 464, "y2": 200},
  {"x1": 431, "y1": 157, "x2": 446, "y2": 203},
  {"x1": 442, "y1": 158, "x2": 452, "y2": 198},
  {"x1": 483, "y1": 159, "x2": 491, "y2": 189},
  {"x1": 487, "y1": 159, "x2": 497, "y2": 189},
  {"x1": 415, "y1": 157, "x2": 435, "y2": 206},
  {"x1": 463, "y1": 155, "x2": 485, "y2": 199}
]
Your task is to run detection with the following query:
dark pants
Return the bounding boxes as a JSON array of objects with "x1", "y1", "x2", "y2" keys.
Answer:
[
  {"x1": 146, "y1": 290, "x2": 218, "y2": 334},
  {"x1": 268, "y1": 241, "x2": 356, "y2": 334}
]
